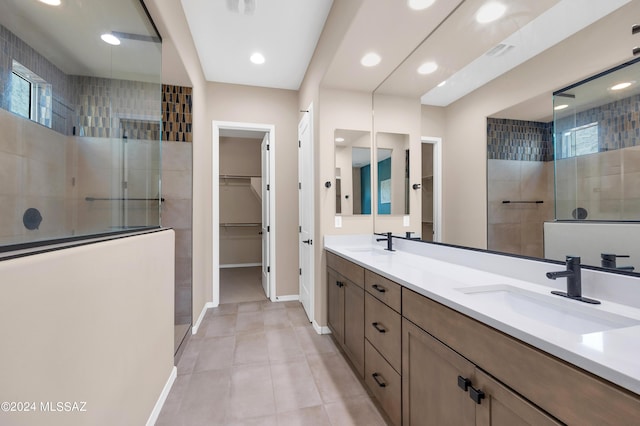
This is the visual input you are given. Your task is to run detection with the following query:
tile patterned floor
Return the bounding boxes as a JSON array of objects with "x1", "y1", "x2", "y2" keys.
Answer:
[
  {"x1": 156, "y1": 300, "x2": 388, "y2": 425},
  {"x1": 220, "y1": 267, "x2": 267, "y2": 305}
]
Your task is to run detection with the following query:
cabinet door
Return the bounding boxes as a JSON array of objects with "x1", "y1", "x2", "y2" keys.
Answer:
[
  {"x1": 343, "y1": 279, "x2": 365, "y2": 377},
  {"x1": 474, "y1": 370, "x2": 562, "y2": 426},
  {"x1": 327, "y1": 268, "x2": 344, "y2": 344},
  {"x1": 402, "y1": 318, "x2": 475, "y2": 426}
]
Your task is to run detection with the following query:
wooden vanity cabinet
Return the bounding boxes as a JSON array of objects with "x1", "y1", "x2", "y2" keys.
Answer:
[
  {"x1": 402, "y1": 318, "x2": 560, "y2": 426},
  {"x1": 326, "y1": 251, "x2": 365, "y2": 377},
  {"x1": 402, "y1": 287, "x2": 640, "y2": 425}
]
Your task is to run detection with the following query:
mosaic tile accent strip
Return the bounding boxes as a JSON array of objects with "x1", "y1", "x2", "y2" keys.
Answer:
[
  {"x1": 555, "y1": 93, "x2": 640, "y2": 153},
  {"x1": 487, "y1": 118, "x2": 553, "y2": 162},
  {"x1": 162, "y1": 85, "x2": 192, "y2": 142}
]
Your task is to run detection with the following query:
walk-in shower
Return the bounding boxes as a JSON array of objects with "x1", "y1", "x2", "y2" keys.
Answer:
[{"x1": 0, "y1": 0, "x2": 162, "y2": 249}]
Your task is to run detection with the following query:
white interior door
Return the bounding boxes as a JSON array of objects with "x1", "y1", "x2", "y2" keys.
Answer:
[
  {"x1": 298, "y1": 109, "x2": 314, "y2": 322},
  {"x1": 261, "y1": 133, "x2": 270, "y2": 298}
]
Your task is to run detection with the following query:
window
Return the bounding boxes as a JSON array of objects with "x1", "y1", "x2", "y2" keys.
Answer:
[
  {"x1": 558, "y1": 122, "x2": 599, "y2": 159},
  {"x1": 9, "y1": 60, "x2": 52, "y2": 128}
]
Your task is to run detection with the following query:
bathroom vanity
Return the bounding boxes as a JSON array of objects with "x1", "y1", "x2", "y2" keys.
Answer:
[{"x1": 325, "y1": 235, "x2": 640, "y2": 425}]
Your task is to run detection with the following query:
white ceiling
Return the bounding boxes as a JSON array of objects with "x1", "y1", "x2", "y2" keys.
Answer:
[
  {"x1": 180, "y1": 0, "x2": 333, "y2": 90},
  {"x1": 1, "y1": 0, "x2": 635, "y2": 114}
]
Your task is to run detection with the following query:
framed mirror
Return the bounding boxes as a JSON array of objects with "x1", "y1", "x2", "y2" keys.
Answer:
[
  {"x1": 375, "y1": 132, "x2": 410, "y2": 215},
  {"x1": 334, "y1": 129, "x2": 372, "y2": 216}
]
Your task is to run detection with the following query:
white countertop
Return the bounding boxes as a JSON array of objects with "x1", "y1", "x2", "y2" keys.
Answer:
[{"x1": 324, "y1": 234, "x2": 640, "y2": 395}]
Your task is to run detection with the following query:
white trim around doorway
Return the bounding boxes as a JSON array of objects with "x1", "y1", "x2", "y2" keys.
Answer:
[
  {"x1": 421, "y1": 136, "x2": 442, "y2": 242},
  {"x1": 212, "y1": 121, "x2": 277, "y2": 307}
]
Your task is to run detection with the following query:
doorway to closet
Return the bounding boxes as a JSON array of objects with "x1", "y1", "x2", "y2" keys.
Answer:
[{"x1": 212, "y1": 122, "x2": 276, "y2": 306}]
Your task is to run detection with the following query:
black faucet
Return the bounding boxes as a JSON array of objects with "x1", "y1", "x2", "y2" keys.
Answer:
[
  {"x1": 601, "y1": 253, "x2": 635, "y2": 272},
  {"x1": 376, "y1": 232, "x2": 395, "y2": 251},
  {"x1": 547, "y1": 256, "x2": 600, "y2": 304}
]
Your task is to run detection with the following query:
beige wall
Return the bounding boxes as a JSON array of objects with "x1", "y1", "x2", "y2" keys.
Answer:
[
  {"x1": 0, "y1": 230, "x2": 174, "y2": 426},
  {"x1": 372, "y1": 93, "x2": 422, "y2": 235},
  {"x1": 208, "y1": 82, "x2": 299, "y2": 297},
  {"x1": 433, "y1": 1, "x2": 640, "y2": 249}
]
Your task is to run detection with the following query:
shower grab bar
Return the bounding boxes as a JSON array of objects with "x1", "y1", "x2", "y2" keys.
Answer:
[
  {"x1": 220, "y1": 223, "x2": 261, "y2": 227},
  {"x1": 502, "y1": 200, "x2": 543, "y2": 204},
  {"x1": 85, "y1": 197, "x2": 165, "y2": 202}
]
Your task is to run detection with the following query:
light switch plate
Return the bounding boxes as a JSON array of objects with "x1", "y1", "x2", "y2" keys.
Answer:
[
  {"x1": 403, "y1": 215, "x2": 410, "y2": 227},
  {"x1": 335, "y1": 215, "x2": 342, "y2": 228}
]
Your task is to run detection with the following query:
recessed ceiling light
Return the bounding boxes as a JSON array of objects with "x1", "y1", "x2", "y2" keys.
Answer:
[
  {"x1": 417, "y1": 61, "x2": 438, "y2": 75},
  {"x1": 101, "y1": 33, "x2": 121, "y2": 46},
  {"x1": 335, "y1": 137, "x2": 345, "y2": 143},
  {"x1": 554, "y1": 104, "x2": 569, "y2": 111},
  {"x1": 361, "y1": 52, "x2": 381, "y2": 67},
  {"x1": 476, "y1": 2, "x2": 506, "y2": 24},
  {"x1": 39, "y1": 0, "x2": 61, "y2": 5},
  {"x1": 250, "y1": 52, "x2": 265, "y2": 65},
  {"x1": 407, "y1": 0, "x2": 436, "y2": 11},
  {"x1": 611, "y1": 82, "x2": 633, "y2": 91},
  {"x1": 437, "y1": 80, "x2": 447, "y2": 87}
]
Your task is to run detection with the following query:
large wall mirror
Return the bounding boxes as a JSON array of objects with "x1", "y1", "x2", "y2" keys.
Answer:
[
  {"x1": 334, "y1": 129, "x2": 372, "y2": 216},
  {"x1": 367, "y1": 0, "x2": 640, "y2": 275}
]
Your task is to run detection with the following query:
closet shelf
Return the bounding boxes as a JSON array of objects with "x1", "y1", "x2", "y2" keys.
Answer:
[{"x1": 220, "y1": 223, "x2": 261, "y2": 227}]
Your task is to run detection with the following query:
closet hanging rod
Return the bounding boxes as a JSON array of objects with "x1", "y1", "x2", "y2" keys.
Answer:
[
  {"x1": 502, "y1": 200, "x2": 544, "y2": 204},
  {"x1": 220, "y1": 223, "x2": 262, "y2": 227},
  {"x1": 219, "y1": 175, "x2": 259, "y2": 179}
]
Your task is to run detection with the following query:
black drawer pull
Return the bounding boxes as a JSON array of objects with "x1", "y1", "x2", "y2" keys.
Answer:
[
  {"x1": 457, "y1": 376, "x2": 471, "y2": 392},
  {"x1": 336, "y1": 281, "x2": 344, "y2": 288},
  {"x1": 372, "y1": 372, "x2": 387, "y2": 388},
  {"x1": 469, "y1": 386, "x2": 485, "y2": 404},
  {"x1": 372, "y1": 284, "x2": 386, "y2": 293},
  {"x1": 372, "y1": 322, "x2": 386, "y2": 333}
]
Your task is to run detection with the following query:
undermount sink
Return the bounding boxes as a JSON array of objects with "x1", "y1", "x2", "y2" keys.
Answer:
[{"x1": 456, "y1": 284, "x2": 640, "y2": 334}]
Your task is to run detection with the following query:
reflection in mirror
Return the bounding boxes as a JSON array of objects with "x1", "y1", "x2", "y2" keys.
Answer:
[
  {"x1": 376, "y1": 132, "x2": 410, "y2": 215},
  {"x1": 488, "y1": 58, "x2": 640, "y2": 273},
  {"x1": 334, "y1": 129, "x2": 371, "y2": 215}
]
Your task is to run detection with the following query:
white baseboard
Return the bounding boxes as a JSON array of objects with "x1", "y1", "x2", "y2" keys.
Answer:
[
  {"x1": 146, "y1": 366, "x2": 177, "y2": 426},
  {"x1": 273, "y1": 294, "x2": 299, "y2": 302},
  {"x1": 313, "y1": 320, "x2": 331, "y2": 335},
  {"x1": 220, "y1": 263, "x2": 262, "y2": 269},
  {"x1": 192, "y1": 302, "x2": 214, "y2": 335}
]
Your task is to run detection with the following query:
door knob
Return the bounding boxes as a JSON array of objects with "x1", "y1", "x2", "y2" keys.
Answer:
[{"x1": 302, "y1": 239, "x2": 313, "y2": 245}]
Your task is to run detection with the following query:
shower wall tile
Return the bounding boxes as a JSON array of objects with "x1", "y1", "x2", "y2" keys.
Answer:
[
  {"x1": 555, "y1": 93, "x2": 640, "y2": 153},
  {"x1": 487, "y1": 159, "x2": 554, "y2": 258},
  {"x1": 487, "y1": 118, "x2": 553, "y2": 161},
  {"x1": 0, "y1": 24, "x2": 74, "y2": 135},
  {"x1": 73, "y1": 76, "x2": 162, "y2": 140}
]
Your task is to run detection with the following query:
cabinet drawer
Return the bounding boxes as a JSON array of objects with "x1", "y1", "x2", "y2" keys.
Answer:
[
  {"x1": 365, "y1": 269, "x2": 401, "y2": 312},
  {"x1": 365, "y1": 293, "x2": 401, "y2": 372},
  {"x1": 326, "y1": 251, "x2": 364, "y2": 288},
  {"x1": 365, "y1": 340, "x2": 401, "y2": 426}
]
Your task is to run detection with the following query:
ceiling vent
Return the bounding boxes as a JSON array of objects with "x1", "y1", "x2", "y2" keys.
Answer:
[
  {"x1": 485, "y1": 43, "x2": 515, "y2": 58},
  {"x1": 227, "y1": 0, "x2": 256, "y2": 15}
]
